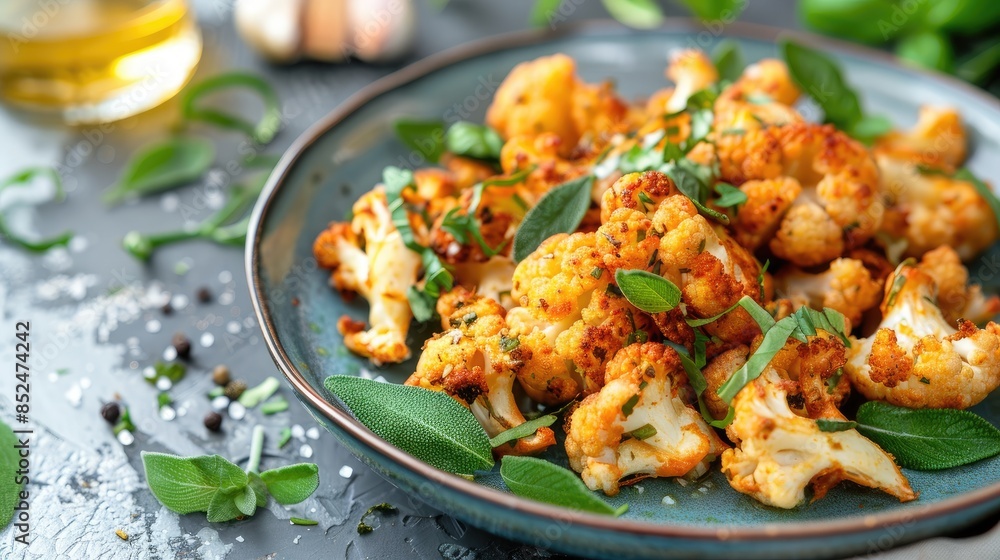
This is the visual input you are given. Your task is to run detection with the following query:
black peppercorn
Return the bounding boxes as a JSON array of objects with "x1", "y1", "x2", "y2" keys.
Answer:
[
  {"x1": 101, "y1": 402, "x2": 120, "y2": 424},
  {"x1": 204, "y1": 411, "x2": 223, "y2": 432},
  {"x1": 172, "y1": 333, "x2": 192, "y2": 359},
  {"x1": 160, "y1": 302, "x2": 173, "y2": 315},
  {"x1": 196, "y1": 287, "x2": 212, "y2": 303}
]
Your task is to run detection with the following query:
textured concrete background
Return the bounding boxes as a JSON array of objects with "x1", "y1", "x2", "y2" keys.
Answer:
[{"x1": 0, "y1": 1, "x2": 997, "y2": 559}]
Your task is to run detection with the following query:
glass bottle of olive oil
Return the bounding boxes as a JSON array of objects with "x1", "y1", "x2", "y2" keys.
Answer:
[{"x1": 0, "y1": 0, "x2": 201, "y2": 124}]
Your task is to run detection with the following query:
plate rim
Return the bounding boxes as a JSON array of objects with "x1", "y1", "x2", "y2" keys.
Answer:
[{"x1": 246, "y1": 18, "x2": 1000, "y2": 542}]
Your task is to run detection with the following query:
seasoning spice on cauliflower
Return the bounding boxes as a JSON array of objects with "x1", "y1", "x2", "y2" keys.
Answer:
[
  {"x1": 406, "y1": 287, "x2": 556, "y2": 456},
  {"x1": 845, "y1": 263, "x2": 1000, "y2": 409},
  {"x1": 564, "y1": 343, "x2": 726, "y2": 496},
  {"x1": 874, "y1": 105, "x2": 966, "y2": 172},
  {"x1": 776, "y1": 257, "x2": 883, "y2": 327},
  {"x1": 314, "y1": 188, "x2": 423, "y2": 364},
  {"x1": 721, "y1": 369, "x2": 917, "y2": 509},
  {"x1": 917, "y1": 246, "x2": 1000, "y2": 325},
  {"x1": 506, "y1": 232, "x2": 652, "y2": 405}
]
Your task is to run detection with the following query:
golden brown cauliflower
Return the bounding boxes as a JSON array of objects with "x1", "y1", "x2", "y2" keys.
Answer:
[
  {"x1": 878, "y1": 156, "x2": 998, "y2": 260},
  {"x1": 874, "y1": 105, "x2": 966, "y2": 172},
  {"x1": 314, "y1": 188, "x2": 422, "y2": 364},
  {"x1": 485, "y1": 54, "x2": 631, "y2": 156},
  {"x1": 564, "y1": 343, "x2": 726, "y2": 496},
  {"x1": 776, "y1": 258, "x2": 884, "y2": 328},
  {"x1": 918, "y1": 246, "x2": 1000, "y2": 325},
  {"x1": 506, "y1": 232, "x2": 652, "y2": 405},
  {"x1": 845, "y1": 264, "x2": 1000, "y2": 409},
  {"x1": 406, "y1": 288, "x2": 555, "y2": 456},
  {"x1": 721, "y1": 368, "x2": 916, "y2": 509}
]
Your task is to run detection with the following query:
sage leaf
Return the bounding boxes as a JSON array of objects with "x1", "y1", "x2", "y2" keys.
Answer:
[
  {"x1": 141, "y1": 452, "x2": 248, "y2": 514},
  {"x1": 666, "y1": 340, "x2": 734, "y2": 428},
  {"x1": 512, "y1": 175, "x2": 594, "y2": 262},
  {"x1": 182, "y1": 72, "x2": 282, "y2": 144},
  {"x1": 104, "y1": 138, "x2": 214, "y2": 205},
  {"x1": 0, "y1": 420, "x2": 22, "y2": 530},
  {"x1": 716, "y1": 316, "x2": 798, "y2": 403},
  {"x1": 955, "y1": 168, "x2": 1000, "y2": 232},
  {"x1": 233, "y1": 485, "x2": 258, "y2": 517},
  {"x1": 500, "y1": 456, "x2": 627, "y2": 516},
  {"x1": 781, "y1": 39, "x2": 862, "y2": 131},
  {"x1": 206, "y1": 488, "x2": 244, "y2": 523},
  {"x1": 489, "y1": 414, "x2": 558, "y2": 448},
  {"x1": 444, "y1": 121, "x2": 503, "y2": 161},
  {"x1": 601, "y1": 0, "x2": 664, "y2": 29},
  {"x1": 855, "y1": 402, "x2": 1000, "y2": 470},
  {"x1": 712, "y1": 39, "x2": 744, "y2": 82},
  {"x1": 0, "y1": 167, "x2": 73, "y2": 252},
  {"x1": 614, "y1": 269, "x2": 681, "y2": 313},
  {"x1": 324, "y1": 376, "x2": 494, "y2": 475},
  {"x1": 714, "y1": 183, "x2": 746, "y2": 208},
  {"x1": 247, "y1": 472, "x2": 268, "y2": 507},
  {"x1": 394, "y1": 119, "x2": 445, "y2": 163},
  {"x1": 664, "y1": 165, "x2": 730, "y2": 224},
  {"x1": 259, "y1": 463, "x2": 320, "y2": 505},
  {"x1": 816, "y1": 419, "x2": 858, "y2": 433}
]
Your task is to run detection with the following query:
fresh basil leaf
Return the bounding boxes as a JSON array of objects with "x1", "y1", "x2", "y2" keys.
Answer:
[
  {"x1": 513, "y1": 175, "x2": 594, "y2": 262},
  {"x1": 712, "y1": 39, "x2": 744, "y2": 82},
  {"x1": 445, "y1": 121, "x2": 503, "y2": 161},
  {"x1": 780, "y1": 39, "x2": 865, "y2": 132},
  {"x1": 716, "y1": 317, "x2": 799, "y2": 403},
  {"x1": 104, "y1": 137, "x2": 214, "y2": 205},
  {"x1": 856, "y1": 402, "x2": 1000, "y2": 470},
  {"x1": 500, "y1": 456, "x2": 627, "y2": 516},
  {"x1": 181, "y1": 72, "x2": 282, "y2": 145},
  {"x1": 816, "y1": 419, "x2": 858, "y2": 433},
  {"x1": 0, "y1": 167, "x2": 73, "y2": 252},
  {"x1": 714, "y1": 183, "x2": 747, "y2": 208},
  {"x1": 489, "y1": 414, "x2": 558, "y2": 448},
  {"x1": 325, "y1": 376, "x2": 494, "y2": 475},
  {"x1": 259, "y1": 463, "x2": 319, "y2": 505},
  {"x1": 141, "y1": 452, "x2": 249, "y2": 515},
  {"x1": 614, "y1": 269, "x2": 681, "y2": 313},
  {"x1": 601, "y1": 0, "x2": 664, "y2": 29},
  {"x1": 0, "y1": 420, "x2": 22, "y2": 530},
  {"x1": 394, "y1": 119, "x2": 446, "y2": 163},
  {"x1": 956, "y1": 41, "x2": 1000, "y2": 86},
  {"x1": 955, "y1": 168, "x2": 1000, "y2": 232}
]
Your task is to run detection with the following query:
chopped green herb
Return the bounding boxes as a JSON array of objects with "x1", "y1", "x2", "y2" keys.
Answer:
[
  {"x1": 278, "y1": 427, "x2": 293, "y2": 449},
  {"x1": 357, "y1": 503, "x2": 397, "y2": 535},
  {"x1": 181, "y1": 72, "x2": 282, "y2": 144},
  {"x1": 500, "y1": 335, "x2": 520, "y2": 353},
  {"x1": 621, "y1": 394, "x2": 640, "y2": 418},
  {"x1": 628, "y1": 424, "x2": 657, "y2": 440},
  {"x1": 816, "y1": 419, "x2": 858, "y2": 432},
  {"x1": 290, "y1": 517, "x2": 319, "y2": 526},
  {"x1": 261, "y1": 396, "x2": 290, "y2": 415}
]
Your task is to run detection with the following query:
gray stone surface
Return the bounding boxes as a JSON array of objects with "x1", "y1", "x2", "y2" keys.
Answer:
[{"x1": 0, "y1": 1, "x2": 996, "y2": 559}]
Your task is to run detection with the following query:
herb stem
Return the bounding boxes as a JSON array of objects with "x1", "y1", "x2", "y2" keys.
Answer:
[{"x1": 247, "y1": 425, "x2": 265, "y2": 474}]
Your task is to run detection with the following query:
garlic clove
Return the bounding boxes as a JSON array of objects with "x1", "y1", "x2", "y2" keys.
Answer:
[
  {"x1": 343, "y1": 0, "x2": 417, "y2": 63},
  {"x1": 234, "y1": 0, "x2": 305, "y2": 62}
]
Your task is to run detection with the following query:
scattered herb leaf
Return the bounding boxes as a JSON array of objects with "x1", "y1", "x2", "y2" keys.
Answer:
[
  {"x1": 444, "y1": 121, "x2": 503, "y2": 161},
  {"x1": 104, "y1": 138, "x2": 214, "y2": 205},
  {"x1": 0, "y1": 167, "x2": 73, "y2": 252},
  {"x1": 500, "y1": 456, "x2": 628, "y2": 516},
  {"x1": 393, "y1": 119, "x2": 446, "y2": 163},
  {"x1": 512, "y1": 175, "x2": 594, "y2": 262},
  {"x1": 816, "y1": 419, "x2": 858, "y2": 433},
  {"x1": 614, "y1": 269, "x2": 681, "y2": 313},
  {"x1": 181, "y1": 72, "x2": 282, "y2": 144},
  {"x1": 489, "y1": 414, "x2": 558, "y2": 448}
]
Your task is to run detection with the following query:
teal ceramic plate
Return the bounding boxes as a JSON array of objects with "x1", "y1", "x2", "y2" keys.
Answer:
[{"x1": 247, "y1": 21, "x2": 1000, "y2": 560}]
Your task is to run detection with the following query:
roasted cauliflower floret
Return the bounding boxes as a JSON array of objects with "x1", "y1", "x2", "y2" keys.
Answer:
[
  {"x1": 662, "y1": 49, "x2": 719, "y2": 114},
  {"x1": 845, "y1": 264, "x2": 1000, "y2": 409},
  {"x1": 600, "y1": 170, "x2": 679, "y2": 223},
  {"x1": 711, "y1": 123, "x2": 883, "y2": 266},
  {"x1": 564, "y1": 343, "x2": 726, "y2": 496},
  {"x1": 486, "y1": 54, "x2": 631, "y2": 155},
  {"x1": 918, "y1": 246, "x2": 1000, "y2": 325},
  {"x1": 875, "y1": 106, "x2": 966, "y2": 172},
  {"x1": 878, "y1": 156, "x2": 998, "y2": 260},
  {"x1": 721, "y1": 369, "x2": 916, "y2": 509},
  {"x1": 314, "y1": 188, "x2": 422, "y2": 364},
  {"x1": 776, "y1": 258, "x2": 883, "y2": 327},
  {"x1": 406, "y1": 288, "x2": 555, "y2": 456},
  {"x1": 506, "y1": 232, "x2": 652, "y2": 405}
]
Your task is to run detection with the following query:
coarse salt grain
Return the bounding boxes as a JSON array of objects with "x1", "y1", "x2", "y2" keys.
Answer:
[
  {"x1": 211, "y1": 396, "x2": 230, "y2": 411},
  {"x1": 228, "y1": 402, "x2": 246, "y2": 420},
  {"x1": 338, "y1": 465, "x2": 353, "y2": 479},
  {"x1": 299, "y1": 444, "x2": 313, "y2": 459},
  {"x1": 661, "y1": 496, "x2": 676, "y2": 506},
  {"x1": 117, "y1": 430, "x2": 135, "y2": 446},
  {"x1": 291, "y1": 425, "x2": 305, "y2": 439},
  {"x1": 235, "y1": 536, "x2": 244, "y2": 543},
  {"x1": 155, "y1": 377, "x2": 172, "y2": 391},
  {"x1": 305, "y1": 427, "x2": 320, "y2": 440},
  {"x1": 200, "y1": 332, "x2": 215, "y2": 348}
]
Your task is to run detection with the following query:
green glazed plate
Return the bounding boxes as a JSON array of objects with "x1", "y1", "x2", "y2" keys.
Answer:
[{"x1": 247, "y1": 20, "x2": 1000, "y2": 560}]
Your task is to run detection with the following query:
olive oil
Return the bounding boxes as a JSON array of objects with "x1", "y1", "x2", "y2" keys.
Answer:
[{"x1": 0, "y1": 0, "x2": 201, "y2": 124}]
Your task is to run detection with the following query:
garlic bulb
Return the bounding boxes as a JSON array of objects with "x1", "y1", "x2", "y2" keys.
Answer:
[{"x1": 234, "y1": 0, "x2": 416, "y2": 63}]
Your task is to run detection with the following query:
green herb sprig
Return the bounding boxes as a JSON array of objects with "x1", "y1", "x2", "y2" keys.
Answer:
[
  {"x1": 103, "y1": 138, "x2": 215, "y2": 205},
  {"x1": 444, "y1": 121, "x2": 504, "y2": 162},
  {"x1": 181, "y1": 73, "x2": 282, "y2": 145},
  {"x1": 0, "y1": 167, "x2": 73, "y2": 252},
  {"x1": 142, "y1": 425, "x2": 318, "y2": 522},
  {"x1": 500, "y1": 456, "x2": 627, "y2": 516}
]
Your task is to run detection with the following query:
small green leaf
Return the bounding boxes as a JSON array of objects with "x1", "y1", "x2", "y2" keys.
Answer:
[
  {"x1": 895, "y1": 30, "x2": 954, "y2": 73},
  {"x1": 614, "y1": 269, "x2": 681, "y2": 313},
  {"x1": 206, "y1": 488, "x2": 244, "y2": 522},
  {"x1": 489, "y1": 414, "x2": 558, "y2": 448},
  {"x1": 621, "y1": 394, "x2": 640, "y2": 417},
  {"x1": 445, "y1": 121, "x2": 504, "y2": 161},
  {"x1": 816, "y1": 419, "x2": 858, "y2": 433},
  {"x1": 0, "y1": 420, "x2": 22, "y2": 530},
  {"x1": 104, "y1": 138, "x2": 214, "y2": 205},
  {"x1": 141, "y1": 452, "x2": 248, "y2": 515},
  {"x1": 629, "y1": 424, "x2": 657, "y2": 440},
  {"x1": 955, "y1": 168, "x2": 1000, "y2": 232},
  {"x1": 0, "y1": 167, "x2": 73, "y2": 252},
  {"x1": 513, "y1": 175, "x2": 594, "y2": 262},
  {"x1": 716, "y1": 316, "x2": 799, "y2": 403},
  {"x1": 712, "y1": 39, "x2": 744, "y2": 82},
  {"x1": 259, "y1": 463, "x2": 319, "y2": 505},
  {"x1": 394, "y1": 119, "x2": 446, "y2": 162},
  {"x1": 407, "y1": 286, "x2": 438, "y2": 322},
  {"x1": 500, "y1": 335, "x2": 520, "y2": 353},
  {"x1": 714, "y1": 183, "x2": 747, "y2": 208},
  {"x1": 855, "y1": 402, "x2": 1000, "y2": 470},
  {"x1": 601, "y1": 0, "x2": 664, "y2": 29},
  {"x1": 290, "y1": 517, "x2": 319, "y2": 526},
  {"x1": 181, "y1": 72, "x2": 282, "y2": 144},
  {"x1": 325, "y1": 376, "x2": 494, "y2": 475},
  {"x1": 233, "y1": 485, "x2": 258, "y2": 517},
  {"x1": 500, "y1": 456, "x2": 626, "y2": 516},
  {"x1": 238, "y1": 376, "x2": 281, "y2": 408},
  {"x1": 247, "y1": 472, "x2": 268, "y2": 507},
  {"x1": 781, "y1": 39, "x2": 863, "y2": 132}
]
